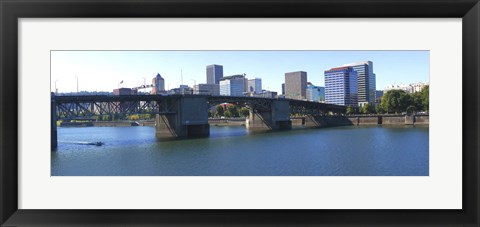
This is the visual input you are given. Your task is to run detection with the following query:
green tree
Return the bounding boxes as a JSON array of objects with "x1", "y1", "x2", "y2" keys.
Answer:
[
  {"x1": 216, "y1": 105, "x2": 224, "y2": 117},
  {"x1": 381, "y1": 90, "x2": 412, "y2": 114},
  {"x1": 375, "y1": 105, "x2": 384, "y2": 114},
  {"x1": 360, "y1": 103, "x2": 372, "y2": 114},
  {"x1": 410, "y1": 92, "x2": 424, "y2": 112},
  {"x1": 420, "y1": 85, "x2": 429, "y2": 112},
  {"x1": 102, "y1": 115, "x2": 111, "y2": 121},
  {"x1": 406, "y1": 105, "x2": 417, "y2": 115},
  {"x1": 346, "y1": 106, "x2": 355, "y2": 115},
  {"x1": 239, "y1": 107, "x2": 250, "y2": 117},
  {"x1": 208, "y1": 110, "x2": 212, "y2": 118},
  {"x1": 224, "y1": 110, "x2": 232, "y2": 118},
  {"x1": 227, "y1": 105, "x2": 239, "y2": 117}
]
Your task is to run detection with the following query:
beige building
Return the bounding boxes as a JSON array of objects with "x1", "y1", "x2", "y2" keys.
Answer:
[{"x1": 285, "y1": 71, "x2": 307, "y2": 100}]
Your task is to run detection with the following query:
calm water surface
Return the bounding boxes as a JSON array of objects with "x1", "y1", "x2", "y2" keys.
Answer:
[{"x1": 52, "y1": 125, "x2": 428, "y2": 176}]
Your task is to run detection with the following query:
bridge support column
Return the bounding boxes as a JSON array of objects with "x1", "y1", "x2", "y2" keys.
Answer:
[
  {"x1": 246, "y1": 100, "x2": 291, "y2": 131},
  {"x1": 51, "y1": 93, "x2": 57, "y2": 151},
  {"x1": 155, "y1": 114, "x2": 181, "y2": 137},
  {"x1": 155, "y1": 97, "x2": 210, "y2": 139}
]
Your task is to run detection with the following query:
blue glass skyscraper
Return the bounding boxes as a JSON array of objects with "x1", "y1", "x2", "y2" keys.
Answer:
[
  {"x1": 324, "y1": 66, "x2": 358, "y2": 107},
  {"x1": 343, "y1": 61, "x2": 376, "y2": 106},
  {"x1": 306, "y1": 85, "x2": 325, "y2": 102}
]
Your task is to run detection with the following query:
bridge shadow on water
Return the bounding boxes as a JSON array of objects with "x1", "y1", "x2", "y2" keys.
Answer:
[
  {"x1": 155, "y1": 115, "x2": 359, "y2": 142},
  {"x1": 154, "y1": 125, "x2": 305, "y2": 142}
]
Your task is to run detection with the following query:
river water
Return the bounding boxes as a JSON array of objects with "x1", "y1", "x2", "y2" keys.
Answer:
[{"x1": 51, "y1": 125, "x2": 428, "y2": 176}]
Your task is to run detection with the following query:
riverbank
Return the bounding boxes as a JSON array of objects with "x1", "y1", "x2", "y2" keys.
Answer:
[
  {"x1": 346, "y1": 115, "x2": 429, "y2": 126},
  {"x1": 208, "y1": 118, "x2": 246, "y2": 126},
  {"x1": 291, "y1": 115, "x2": 429, "y2": 127},
  {"x1": 60, "y1": 120, "x2": 155, "y2": 127},
  {"x1": 59, "y1": 115, "x2": 429, "y2": 128},
  {"x1": 60, "y1": 119, "x2": 246, "y2": 127}
]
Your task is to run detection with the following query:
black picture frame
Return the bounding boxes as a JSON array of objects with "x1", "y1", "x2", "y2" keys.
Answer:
[{"x1": 1, "y1": 0, "x2": 479, "y2": 226}]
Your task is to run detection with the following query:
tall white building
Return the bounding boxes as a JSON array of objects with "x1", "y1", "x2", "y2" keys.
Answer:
[
  {"x1": 219, "y1": 75, "x2": 246, "y2": 96},
  {"x1": 247, "y1": 78, "x2": 262, "y2": 94},
  {"x1": 384, "y1": 82, "x2": 429, "y2": 93}
]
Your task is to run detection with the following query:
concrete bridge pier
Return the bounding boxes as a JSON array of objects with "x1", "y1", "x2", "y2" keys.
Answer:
[
  {"x1": 304, "y1": 114, "x2": 327, "y2": 128},
  {"x1": 246, "y1": 100, "x2": 291, "y2": 131},
  {"x1": 155, "y1": 96, "x2": 210, "y2": 139},
  {"x1": 51, "y1": 94, "x2": 57, "y2": 151}
]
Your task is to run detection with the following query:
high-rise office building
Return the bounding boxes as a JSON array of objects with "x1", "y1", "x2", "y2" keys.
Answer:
[
  {"x1": 285, "y1": 71, "x2": 307, "y2": 100},
  {"x1": 219, "y1": 75, "x2": 245, "y2": 96},
  {"x1": 247, "y1": 78, "x2": 262, "y2": 94},
  {"x1": 306, "y1": 85, "x2": 325, "y2": 102},
  {"x1": 206, "y1": 64, "x2": 224, "y2": 84},
  {"x1": 324, "y1": 66, "x2": 358, "y2": 106},
  {"x1": 193, "y1": 84, "x2": 220, "y2": 95},
  {"x1": 281, "y1": 83, "x2": 285, "y2": 95},
  {"x1": 343, "y1": 61, "x2": 376, "y2": 105},
  {"x1": 151, "y1": 73, "x2": 165, "y2": 94}
]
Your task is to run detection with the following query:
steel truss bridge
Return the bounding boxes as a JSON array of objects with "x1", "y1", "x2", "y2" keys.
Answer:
[{"x1": 52, "y1": 94, "x2": 347, "y2": 120}]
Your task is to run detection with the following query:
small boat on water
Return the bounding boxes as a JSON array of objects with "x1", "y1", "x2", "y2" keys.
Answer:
[
  {"x1": 76, "y1": 141, "x2": 104, "y2": 146},
  {"x1": 60, "y1": 141, "x2": 104, "y2": 146},
  {"x1": 92, "y1": 141, "x2": 103, "y2": 146}
]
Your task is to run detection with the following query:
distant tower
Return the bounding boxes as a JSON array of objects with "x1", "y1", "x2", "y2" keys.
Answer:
[
  {"x1": 284, "y1": 71, "x2": 307, "y2": 100},
  {"x1": 152, "y1": 73, "x2": 165, "y2": 94},
  {"x1": 206, "y1": 64, "x2": 223, "y2": 84}
]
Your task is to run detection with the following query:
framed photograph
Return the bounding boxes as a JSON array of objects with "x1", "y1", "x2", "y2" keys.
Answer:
[{"x1": 1, "y1": 0, "x2": 479, "y2": 226}]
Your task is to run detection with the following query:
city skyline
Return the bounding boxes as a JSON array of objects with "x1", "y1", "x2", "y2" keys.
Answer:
[{"x1": 50, "y1": 50, "x2": 429, "y2": 94}]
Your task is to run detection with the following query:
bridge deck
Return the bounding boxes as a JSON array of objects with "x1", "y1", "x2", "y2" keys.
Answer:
[{"x1": 52, "y1": 94, "x2": 347, "y2": 119}]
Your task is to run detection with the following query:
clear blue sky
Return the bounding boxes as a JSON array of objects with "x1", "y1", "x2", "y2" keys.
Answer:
[{"x1": 51, "y1": 50, "x2": 429, "y2": 93}]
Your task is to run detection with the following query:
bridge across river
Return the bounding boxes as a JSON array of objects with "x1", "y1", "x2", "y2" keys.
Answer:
[{"x1": 51, "y1": 94, "x2": 347, "y2": 150}]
